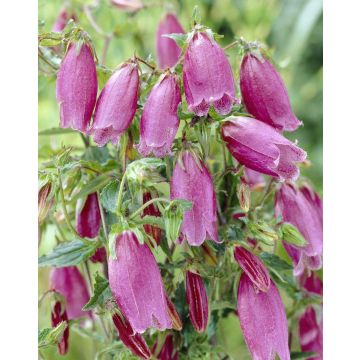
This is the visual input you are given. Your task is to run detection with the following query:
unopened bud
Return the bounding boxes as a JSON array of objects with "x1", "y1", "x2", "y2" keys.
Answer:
[
  {"x1": 237, "y1": 181, "x2": 251, "y2": 212},
  {"x1": 248, "y1": 221, "x2": 278, "y2": 245},
  {"x1": 165, "y1": 295, "x2": 183, "y2": 331},
  {"x1": 280, "y1": 222, "x2": 307, "y2": 247}
]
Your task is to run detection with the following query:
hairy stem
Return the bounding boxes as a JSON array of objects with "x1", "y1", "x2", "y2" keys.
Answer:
[{"x1": 129, "y1": 197, "x2": 171, "y2": 220}]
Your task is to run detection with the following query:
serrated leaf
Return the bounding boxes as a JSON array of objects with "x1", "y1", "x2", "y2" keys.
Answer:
[
  {"x1": 83, "y1": 146, "x2": 111, "y2": 164},
  {"x1": 71, "y1": 174, "x2": 110, "y2": 203},
  {"x1": 38, "y1": 322, "x2": 67, "y2": 348},
  {"x1": 39, "y1": 128, "x2": 75, "y2": 136},
  {"x1": 259, "y1": 252, "x2": 293, "y2": 271},
  {"x1": 100, "y1": 180, "x2": 119, "y2": 213},
  {"x1": 171, "y1": 198, "x2": 193, "y2": 211},
  {"x1": 38, "y1": 240, "x2": 99, "y2": 267},
  {"x1": 83, "y1": 273, "x2": 113, "y2": 311}
]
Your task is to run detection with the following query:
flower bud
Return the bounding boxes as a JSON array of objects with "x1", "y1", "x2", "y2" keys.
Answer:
[
  {"x1": 248, "y1": 221, "x2": 278, "y2": 245},
  {"x1": 237, "y1": 180, "x2": 251, "y2": 213},
  {"x1": 137, "y1": 74, "x2": 181, "y2": 157},
  {"x1": 38, "y1": 182, "x2": 53, "y2": 223},
  {"x1": 237, "y1": 273, "x2": 290, "y2": 360},
  {"x1": 112, "y1": 312, "x2": 151, "y2": 359},
  {"x1": 51, "y1": 300, "x2": 69, "y2": 355},
  {"x1": 240, "y1": 52, "x2": 301, "y2": 132},
  {"x1": 108, "y1": 231, "x2": 171, "y2": 333},
  {"x1": 170, "y1": 151, "x2": 220, "y2": 246},
  {"x1": 142, "y1": 192, "x2": 162, "y2": 246},
  {"x1": 301, "y1": 272, "x2": 323, "y2": 296},
  {"x1": 91, "y1": 62, "x2": 139, "y2": 146},
  {"x1": 56, "y1": 42, "x2": 98, "y2": 133},
  {"x1": 165, "y1": 295, "x2": 183, "y2": 331},
  {"x1": 185, "y1": 271, "x2": 209, "y2": 333},
  {"x1": 221, "y1": 116, "x2": 306, "y2": 180},
  {"x1": 233, "y1": 246, "x2": 270, "y2": 292},
  {"x1": 50, "y1": 266, "x2": 91, "y2": 320},
  {"x1": 280, "y1": 222, "x2": 307, "y2": 247},
  {"x1": 76, "y1": 193, "x2": 101, "y2": 239},
  {"x1": 202, "y1": 243, "x2": 218, "y2": 266},
  {"x1": 89, "y1": 247, "x2": 107, "y2": 263},
  {"x1": 155, "y1": 335, "x2": 179, "y2": 360},
  {"x1": 183, "y1": 31, "x2": 236, "y2": 116},
  {"x1": 156, "y1": 13, "x2": 184, "y2": 69},
  {"x1": 163, "y1": 202, "x2": 183, "y2": 244},
  {"x1": 52, "y1": 8, "x2": 76, "y2": 32}
]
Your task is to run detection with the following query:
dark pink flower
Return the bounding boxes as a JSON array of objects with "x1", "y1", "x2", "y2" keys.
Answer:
[
  {"x1": 112, "y1": 312, "x2": 151, "y2": 359},
  {"x1": 90, "y1": 247, "x2": 107, "y2": 263},
  {"x1": 299, "y1": 307, "x2": 323, "y2": 360},
  {"x1": 240, "y1": 53, "x2": 301, "y2": 132},
  {"x1": 51, "y1": 300, "x2": 69, "y2": 355},
  {"x1": 91, "y1": 62, "x2": 139, "y2": 146},
  {"x1": 275, "y1": 183, "x2": 322, "y2": 276},
  {"x1": 221, "y1": 116, "x2": 306, "y2": 180},
  {"x1": 183, "y1": 31, "x2": 236, "y2": 116},
  {"x1": 137, "y1": 73, "x2": 181, "y2": 157},
  {"x1": 301, "y1": 272, "x2": 323, "y2": 296},
  {"x1": 56, "y1": 42, "x2": 97, "y2": 133},
  {"x1": 76, "y1": 193, "x2": 101, "y2": 239},
  {"x1": 156, "y1": 13, "x2": 184, "y2": 69},
  {"x1": 243, "y1": 167, "x2": 265, "y2": 190},
  {"x1": 237, "y1": 274, "x2": 290, "y2": 360},
  {"x1": 142, "y1": 192, "x2": 163, "y2": 246},
  {"x1": 108, "y1": 231, "x2": 171, "y2": 333},
  {"x1": 52, "y1": 8, "x2": 76, "y2": 32},
  {"x1": 50, "y1": 266, "x2": 91, "y2": 320},
  {"x1": 155, "y1": 334, "x2": 179, "y2": 360},
  {"x1": 233, "y1": 246, "x2": 270, "y2": 292},
  {"x1": 185, "y1": 271, "x2": 209, "y2": 333},
  {"x1": 170, "y1": 151, "x2": 220, "y2": 246}
]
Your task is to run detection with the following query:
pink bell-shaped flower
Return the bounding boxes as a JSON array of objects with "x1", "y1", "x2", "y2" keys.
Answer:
[
  {"x1": 56, "y1": 42, "x2": 98, "y2": 133},
  {"x1": 185, "y1": 270, "x2": 209, "y2": 333},
  {"x1": 240, "y1": 53, "x2": 301, "y2": 132},
  {"x1": 50, "y1": 266, "x2": 91, "y2": 320},
  {"x1": 183, "y1": 31, "x2": 236, "y2": 116},
  {"x1": 108, "y1": 231, "x2": 172, "y2": 333},
  {"x1": 237, "y1": 273, "x2": 290, "y2": 360},
  {"x1": 76, "y1": 193, "x2": 101, "y2": 239},
  {"x1": 275, "y1": 183, "x2": 323, "y2": 276},
  {"x1": 170, "y1": 151, "x2": 220, "y2": 246},
  {"x1": 155, "y1": 334, "x2": 179, "y2": 360},
  {"x1": 156, "y1": 13, "x2": 184, "y2": 69},
  {"x1": 137, "y1": 73, "x2": 181, "y2": 157},
  {"x1": 221, "y1": 116, "x2": 306, "y2": 181},
  {"x1": 91, "y1": 62, "x2": 139, "y2": 146}
]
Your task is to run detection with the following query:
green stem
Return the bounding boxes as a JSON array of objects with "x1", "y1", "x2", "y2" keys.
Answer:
[
  {"x1": 223, "y1": 40, "x2": 239, "y2": 50},
  {"x1": 97, "y1": 191, "x2": 108, "y2": 242},
  {"x1": 115, "y1": 170, "x2": 128, "y2": 215},
  {"x1": 129, "y1": 197, "x2": 171, "y2": 220}
]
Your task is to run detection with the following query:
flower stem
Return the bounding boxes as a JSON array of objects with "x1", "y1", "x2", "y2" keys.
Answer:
[
  {"x1": 223, "y1": 40, "x2": 239, "y2": 51},
  {"x1": 134, "y1": 55, "x2": 157, "y2": 71},
  {"x1": 115, "y1": 170, "x2": 128, "y2": 215},
  {"x1": 129, "y1": 197, "x2": 171, "y2": 220}
]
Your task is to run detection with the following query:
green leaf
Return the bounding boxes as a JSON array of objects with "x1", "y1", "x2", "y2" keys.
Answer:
[
  {"x1": 192, "y1": 5, "x2": 201, "y2": 24},
  {"x1": 280, "y1": 222, "x2": 308, "y2": 247},
  {"x1": 171, "y1": 199, "x2": 193, "y2": 212},
  {"x1": 290, "y1": 351, "x2": 318, "y2": 359},
  {"x1": 39, "y1": 128, "x2": 75, "y2": 136},
  {"x1": 97, "y1": 66, "x2": 113, "y2": 89},
  {"x1": 100, "y1": 180, "x2": 120, "y2": 213},
  {"x1": 83, "y1": 146, "x2": 111, "y2": 164},
  {"x1": 162, "y1": 33, "x2": 188, "y2": 48},
  {"x1": 83, "y1": 273, "x2": 113, "y2": 311},
  {"x1": 259, "y1": 252, "x2": 293, "y2": 271},
  {"x1": 38, "y1": 239, "x2": 99, "y2": 267},
  {"x1": 135, "y1": 215, "x2": 165, "y2": 229},
  {"x1": 39, "y1": 38, "x2": 63, "y2": 47},
  {"x1": 38, "y1": 322, "x2": 67, "y2": 348},
  {"x1": 71, "y1": 174, "x2": 110, "y2": 203}
]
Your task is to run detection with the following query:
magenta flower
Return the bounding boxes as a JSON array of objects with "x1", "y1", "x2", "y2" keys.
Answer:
[
  {"x1": 275, "y1": 183, "x2": 323, "y2": 276},
  {"x1": 155, "y1": 334, "x2": 179, "y2": 360},
  {"x1": 156, "y1": 13, "x2": 184, "y2": 69},
  {"x1": 243, "y1": 167, "x2": 265, "y2": 190},
  {"x1": 56, "y1": 42, "x2": 97, "y2": 133},
  {"x1": 301, "y1": 272, "x2": 323, "y2": 296},
  {"x1": 51, "y1": 301, "x2": 69, "y2": 355},
  {"x1": 233, "y1": 246, "x2": 270, "y2": 292},
  {"x1": 91, "y1": 62, "x2": 139, "y2": 146},
  {"x1": 108, "y1": 231, "x2": 171, "y2": 333},
  {"x1": 170, "y1": 151, "x2": 220, "y2": 246},
  {"x1": 76, "y1": 193, "x2": 101, "y2": 239},
  {"x1": 112, "y1": 313, "x2": 151, "y2": 359},
  {"x1": 237, "y1": 274, "x2": 290, "y2": 360},
  {"x1": 185, "y1": 270, "x2": 209, "y2": 333},
  {"x1": 90, "y1": 247, "x2": 107, "y2": 263},
  {"x1": 142, "y1": 192, "x2": 163, "y2": 246},
  {"x1": 137, "y1": 73, "x2": 181, "y2": 157},
  {"x1": 299, "y1": 307, "x2": 323, "y2": 360},
  {"x1": 52, "y1": 8, "x2": 76, "y2": 32},
  {"x1": 221, "y1": 116, "x2": 307, "y2": 180},
  {"x1": 240, "y1": 53, "x2": 301, "y2": 132},
  {"x1": 50, "y1": 266, "x2": 91, "y2": 320},
  {"x1": 183, "y1": 31, "x2": 236, "y2": 116}
]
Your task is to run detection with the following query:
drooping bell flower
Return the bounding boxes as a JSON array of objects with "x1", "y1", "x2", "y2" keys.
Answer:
[
  {"x1": 243, "y1": 167, "x2": 265, "y2": 190},
  {"x1": 170, "y1": 151, "x2": 220, "y2": 246},
  {"x1": 108, "y1": 231, "x2": 171, "y2": 333},
  {"x1": 237, "y1": 273, "x2": 290, "y2": 360},
  {"x1": 275, "y1": 183, "x2": 323, "y2": 276},
  {"x1": 240, "y1": 52, "x2": 301, "y2": 132},
  {"x1": 137, "y1": 73, "x2": 181, "y2": 157},
  {"x1": 52, "y1": 8, "x2": 76, "y2": 32},
  {"x1": 111, "y1": 0, "x2": 143, "y2": 12},
  {"x1": 185, "y1": 271, "x2": 209, "y2": 333},
  {"x1": 183, "y1": 31, "x2": 236, "y2": 116},
  {"x1": 299, "y1": 307, "x2": 323, "y2": 360},
  {"x1": 76, "y1": 193, "x2": 101, "y2": 238},
  {"x1": 50, "y1": 266, "x2": 91, "y2": 320},
  {"x1": 91, "y1": 62, "x2": 139, "y2": 146},
  {"x1": 51, "y1": 300, "x2": 69, "y2": 355},
  {"x1": 56, "y1": 42, "x2": 98, "y2": 133},
  {"x1": 233, "y1": 246, "x2": 270, "y2": 292},
  {"x1": 142, "y1": 192, "x2": 163, "y2": 246},
  {"x1": 155, "y1": 335, "x2": 179, "y2": 360},
  {"x1": 301, "y1": 272, "x2": 323, "y2": 296},
  {"x1": 221, "y1": 116, "x2": 306, "y2": 180},
  {"x1": 156, "y1": 13, "x2": 184, "y2": 69},
  {"x1": 112, "y1": 312, "x2": 151, "y2": 359}
]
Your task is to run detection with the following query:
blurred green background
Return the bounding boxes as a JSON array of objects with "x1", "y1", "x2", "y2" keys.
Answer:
[{"x1": 38, "y1": 0, "x2": 323, "y2": 359}]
